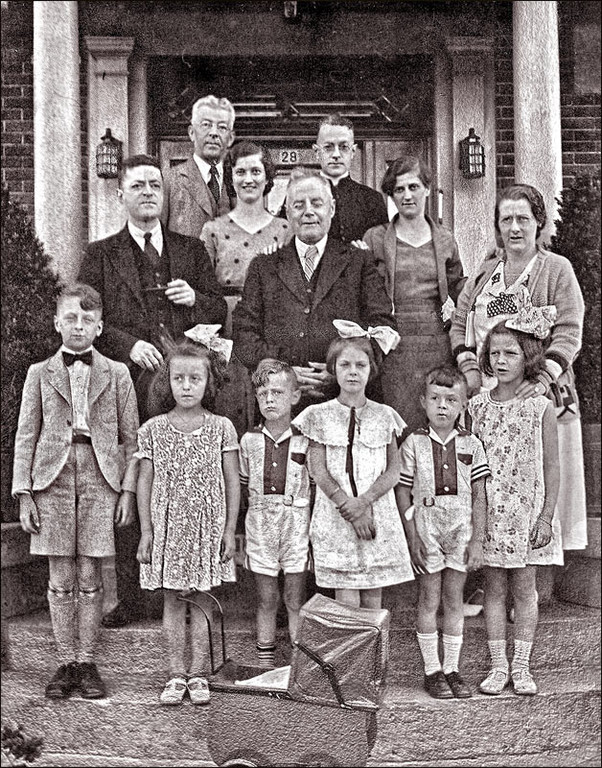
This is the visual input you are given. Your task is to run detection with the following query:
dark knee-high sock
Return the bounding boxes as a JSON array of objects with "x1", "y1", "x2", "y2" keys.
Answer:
[
  {"x1": 47, "y1": 585, "x2": 77, "y2": 665},
  {"x1": 78, "y1": 586, "x2": 103, "y2": 663}
]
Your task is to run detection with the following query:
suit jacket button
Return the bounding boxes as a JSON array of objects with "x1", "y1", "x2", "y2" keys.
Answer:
[
  {"x1": 299, "y1": 332, "x2": 305, "y2": 338},
  {"x1": 304, "y1": 308, "x2": 310, "y2": 314}
]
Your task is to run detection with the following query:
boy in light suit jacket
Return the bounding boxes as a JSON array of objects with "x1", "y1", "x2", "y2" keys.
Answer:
[{"x1": 12, "y1": 283, "x2": 139, "y2": 700}]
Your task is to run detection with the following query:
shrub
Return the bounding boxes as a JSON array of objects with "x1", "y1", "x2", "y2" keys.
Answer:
[
  {"x1": 1, "y1": 186, "x2": 63, "y2": 520},
  {"x1": 550, "y1": 172, "x2": 601, "y2": 424}
]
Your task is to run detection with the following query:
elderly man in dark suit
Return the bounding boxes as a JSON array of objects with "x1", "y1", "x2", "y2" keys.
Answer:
[
  {"x1": 162, "y1": 95, "x2": 235, "y2": 237},
  {"x1": 233, "y1": 167, "x2": 395, "y2": 407},
  {"x1": 79, "y1": 153, "x2": 227, "y2": 627}
]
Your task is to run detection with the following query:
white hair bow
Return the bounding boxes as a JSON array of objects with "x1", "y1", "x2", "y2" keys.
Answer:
[
  {"x1": 184, "y1": 324, "x2": 233, "y2": 364},
  {"x1": 332, "y1": 319, "x2": 400, "y2": 354}
]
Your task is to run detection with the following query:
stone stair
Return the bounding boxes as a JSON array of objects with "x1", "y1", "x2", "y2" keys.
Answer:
[{"x1": 2, "y1": 580, "x2": 600, "y2": 768}]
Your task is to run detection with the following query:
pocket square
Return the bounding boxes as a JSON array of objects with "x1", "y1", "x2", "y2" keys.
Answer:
[{"x1": 458, "y1": 453, "x2": 473, "y2": 465}]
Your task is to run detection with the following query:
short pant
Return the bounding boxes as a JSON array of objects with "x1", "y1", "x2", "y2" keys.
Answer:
[
  {"x1": 31, "y1": 444, "x2": 118, "y2": 558},
  {"x1": 414, "y1": 499, "x2": 472, "y2": 574},
  {"x1": 245, "y1": 495, "x2": 310, "y2": 577}
]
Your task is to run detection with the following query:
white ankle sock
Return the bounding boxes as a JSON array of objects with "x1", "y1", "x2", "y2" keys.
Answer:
[
  {"x1": 512, "y1": 639, "x2": 533, "y2": 671},
  {"x1": 417, "y1": 631, "x2": 441, "y2": 676},
  {"x1": 442, "y1": 633, "x2": 463, "y2": 675},
  {"x1": 488, "y1": 639, "x2": 509, "y2": 672}
]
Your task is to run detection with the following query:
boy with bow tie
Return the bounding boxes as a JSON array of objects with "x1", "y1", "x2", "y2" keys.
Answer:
[{"x1": 12, "y1": 283, "x2": 139, "y2": 700}]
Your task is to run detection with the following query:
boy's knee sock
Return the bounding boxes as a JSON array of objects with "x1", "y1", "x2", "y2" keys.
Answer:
[
  {"x1": 442, "y1": 634, "x2": 463, "y2": 675},
  {"x1": 416, "y1": 631, "x2": 441, "y2": 676},
  {"x1": 512, "y1": 639, "x2": 533, "y2": 671},
  {"x1": 256, "y1": 642, "x2": 276, "y2": 669},
  {"x1": 47, "y1": 584, "x2": 77, "y2": 665},
  {"x1": 77, "y1": 585, "x2": 103, "y2": 663},
  {"x1": 488, "y1": 639, "x2": 509, "y2": 672}
]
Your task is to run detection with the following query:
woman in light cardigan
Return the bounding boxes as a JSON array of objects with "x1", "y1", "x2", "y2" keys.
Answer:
[
  {"x1": 450, "y1": 183, "x2": 587, "y2": 551},
  {"x1": 363, "y1": 156, "x2": 466, "y2": 431}
]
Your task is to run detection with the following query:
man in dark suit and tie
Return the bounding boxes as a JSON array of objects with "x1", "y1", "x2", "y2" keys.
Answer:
[
  {"x1": 233, "y1": 167, "x2": 395, "y2": 407},
  {"x1": 162, "y1": 95, "x2": 236, "y2": 238},
  {"x1": 79, "y1": 153, "x2": 227, "y2": 627}
]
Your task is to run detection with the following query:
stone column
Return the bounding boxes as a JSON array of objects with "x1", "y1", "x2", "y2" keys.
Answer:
[
  {"x1": 513, "y1": 1, "x2": 562, "y2": 242},
  {"x1": 33, "y1": 1, "x2": 82, "y2": 282},
  {"x1": 85, "y1": 37, "x2": 134, "y2": 242},
  {"x1": 128, "y1": 55, "x2": 148, "y2": 155},
  {"x1": 445, "y1": 37, "x2": 497, "y2": 276}
]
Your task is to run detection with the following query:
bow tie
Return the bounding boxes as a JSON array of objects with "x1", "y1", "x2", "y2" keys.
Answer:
[{"x1": 63, "y1": 350, "x2": 93, "y2": 367}]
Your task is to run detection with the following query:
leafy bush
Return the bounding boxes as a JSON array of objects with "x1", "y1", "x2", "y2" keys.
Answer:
[
  {"x1": 550, "y1": 172, "x2": 601, "y2": 424},
  {"x1": 1, "y1": 186, "x2": 63, "y2": 519},
  {"x1": 1, "y1": 722, "x2": 43, "y2": 766}
]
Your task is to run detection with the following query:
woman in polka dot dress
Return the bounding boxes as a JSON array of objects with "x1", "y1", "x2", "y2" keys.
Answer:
[{"x1": 201, "y1": 142, "x2": 292, "y2": 435}]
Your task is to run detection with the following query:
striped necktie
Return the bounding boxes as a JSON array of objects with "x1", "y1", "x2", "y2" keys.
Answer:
[
  {"x1": 303, "y1": 245, "x2": 318, "y2": 282},
  {"x1": 208, "y1": 164, "x2": 220, "y2": 204}
]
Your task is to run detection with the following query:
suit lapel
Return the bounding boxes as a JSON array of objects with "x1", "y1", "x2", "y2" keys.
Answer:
[
  {"x1": 277, "y1": 244, "x2": 308, "y2": 301},
  {"x1": 88, "y1": 350, "x2": 111, "y2": 408},
  {"x1": 46, "y1": 351, "x2": 71, "y2": 405},
  {"x1": 181, "y1": 158, "x2": 215, "y2": 218},
  {"x1": 106, "y1": 227, "x2": 145, "y2": 309},
  {"x1": 312, "y1": 240, "x2": 349, "y2": 307}
]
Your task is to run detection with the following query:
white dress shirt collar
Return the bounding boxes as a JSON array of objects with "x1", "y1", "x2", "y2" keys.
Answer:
[
  {"x1": 295, "y1": 234, "x2": 328, "y2": 272},
  {"x1": 128, "y1": 220, "x2": 163, "y2": 255},
  {"x1": 193, "y1": 154, "x2": 224, "y2": 187},
  {"x1": 428, "y1": 426, "x2": 459, "y2": 446}
]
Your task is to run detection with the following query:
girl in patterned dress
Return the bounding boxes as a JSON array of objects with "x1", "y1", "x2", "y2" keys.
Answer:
[
  {"x1": 293, "y1": 324, "x2": 414, "y2": 609},
  {"x1": 469, "y1": 319, "x2": 561, "y2": 697},
  {"x1": 136, "y1": 329, "x2": 240, "y2": 706}
]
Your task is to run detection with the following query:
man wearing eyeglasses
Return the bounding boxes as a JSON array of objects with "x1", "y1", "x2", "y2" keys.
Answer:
[
  {"x1": 312, "y1": 114, "x2": 388, "y2": 244},
  {"x1": 163, "y1": 95, "x2": 236, "y2": 237}
]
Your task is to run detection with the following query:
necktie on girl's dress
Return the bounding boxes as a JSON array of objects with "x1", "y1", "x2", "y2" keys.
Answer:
[{"x1": 346, "y1": 406, "x2": 358, "y2": 497}]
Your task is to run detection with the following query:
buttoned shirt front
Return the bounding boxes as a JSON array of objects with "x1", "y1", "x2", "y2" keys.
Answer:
[{"x1": 61, "y1": 344, "x2": 93, "y2": 437}]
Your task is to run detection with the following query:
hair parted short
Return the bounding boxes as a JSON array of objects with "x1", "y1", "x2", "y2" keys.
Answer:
[
  {"x1": 191, "y1": 95, "x2": 236, "y2": 130},
  {"x1": 479, "y1": 321, "x2": 547, "y2": 381},
  {"x1": 423, "y1": 365, "x2": 467, "y2": 396},
  {"x1": 381, "y1": 155, "x2": 432, "y2": 197},
  {"x1": 325, "y1": 336, "x2": 379, "y2": 382},
  {"x1": 118, "y1": 154, "x2": 162, "y2": 187},
  {"x1": 285, "y1": 167, "x2": 333, "y2": 202},
  {"x1": 251, "y1": 358, "x2": 299, "y2": 391},
  {"x1": 494, "y1": 184, "x2": 547, "y2": 239},
  {"x1": 317, "y1": 113, "x2": 355, "y2": 137},
  {"x1": 228, "y1": 141, "x2": 275, "y2": 196},
  {"x1": 146, "y1": 337, "x2": 227, "y2": 417},
  {"x1": 57, "y1": 283, "x2": 103, "y2": 314}
]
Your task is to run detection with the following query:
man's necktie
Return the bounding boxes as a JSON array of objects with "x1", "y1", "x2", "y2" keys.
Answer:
[
  {"x1": 345, "y1": 406, "x2": 358, "y2": 497},
  {"x1": 63, "y1": 350, "x2": 93, "y2": 367},
  {"x1": 303, "y1": 245, "x2": 318, "y2": 282},
  {"x1": 208, "y1": 164, "x2": 220, "y2": 204},
  {"x1": 143, "y1": 232, "x2": 160, "y2": 269}
]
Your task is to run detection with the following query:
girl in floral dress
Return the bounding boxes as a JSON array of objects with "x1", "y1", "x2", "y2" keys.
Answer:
[
  {"x1": 469, "y1": 318, "x2": 561, "y2": 697},
  {"x1": 136, "y1": 328, "x2": 239, "y2": 706},
  {"x1": 293, "y1": 323, "x2": 414, "y2": 609}
]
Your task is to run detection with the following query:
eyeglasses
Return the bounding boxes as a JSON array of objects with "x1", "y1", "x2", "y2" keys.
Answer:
[
  {"x1": 193, "y1": 120, "x2": 231, "y2": 135},
  {"x1": 315, "y1": 143, "x2": 354, "y2": 155}
]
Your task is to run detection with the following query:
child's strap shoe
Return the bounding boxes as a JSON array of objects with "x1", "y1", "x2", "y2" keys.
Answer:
[
  {"x1": 159, "y1": 676, "x2": 188, "y2": 705},
  {"x1": 511, "y1": 668, "x2": 538, "y2": 696},
  {"x1": 187, "y1": 676, "x2": 210, "y2": 705},
  {"x1": 479, "y1": 667, "x2": 510, "y2": 695}
]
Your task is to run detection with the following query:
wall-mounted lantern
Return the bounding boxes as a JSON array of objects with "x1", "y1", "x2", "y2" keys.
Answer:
[
  {"x1": 459, "y1": 127, "x2": 485, "y2": 179},
  {"x1": 96, "y1": 128, "x2": 122, "y2": 178}
]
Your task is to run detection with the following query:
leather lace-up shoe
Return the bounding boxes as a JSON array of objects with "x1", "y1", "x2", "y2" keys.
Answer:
[
  {"x1": 424, "y1": 670, "x2": 454, "y2": 699},
  {"x1": 445, "y1": 671, "x2": 472, "y2": 698},
  {"x1": 45, "y1": 662, "x2": 80, "y2": 699},
  {"x1": 79, "y1": 662, "x2": 107, "y2": 698}
]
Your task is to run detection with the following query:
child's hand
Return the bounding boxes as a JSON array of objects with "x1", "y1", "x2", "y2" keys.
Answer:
[
  {"x1": 352, "y1": 510, "x2": 376, "y2": 540},
  {"x1": 220, "y1": 531, "x2": 236, "y2": 563},
  {"x1": 338, "y1": 496, "x2": 372, "y2": 523},
  {"x1": 19, "y1": 495, "x2": 40, "y2": 535},
  {"x1": 137, "y1": 532, "x2": 153, "y2": 564},
  {"x1": 115, "y1": 490, "x2": 137, "y2": 527},
  {"x1": 407, "y1": 535, "x2": 428, "y2": 574},
  {"x1": 530, "y1": 516, "x2": 553, "y2": 549},
  {"x1": 465, "y1": 538, "x2": 484, "y2": 571}
]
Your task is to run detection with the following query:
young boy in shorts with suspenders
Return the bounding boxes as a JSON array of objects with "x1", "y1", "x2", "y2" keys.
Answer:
[{"x1": 12, "y1": 283, "x2": 139, "y2": 699}]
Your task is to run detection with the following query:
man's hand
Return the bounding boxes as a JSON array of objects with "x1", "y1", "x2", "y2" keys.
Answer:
[
  {"x1": 165, "y1": 278, "x2": 195, "y2": 307},
  {"x1": 350, "y1": 239, "x2": 369, "y2": 250},
  {"x1": 19, "y1": 494, "x2": 40, "y2": 535},
  {"x1": 115, "y1": 490, "x2": 137, "y2": 527},
  {"x1": 130, "y1": 340, "x2": 163, "y2": 371},
  {"x1": 292, "y1": 363, "x2": 334, "y2": 399},
  {"x1": 464, "y1": 369, "x2": 482, "y2": 398}
]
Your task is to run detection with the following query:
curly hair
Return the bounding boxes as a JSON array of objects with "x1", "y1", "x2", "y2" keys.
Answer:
[
  {"x1": 494, "y1": 184, "x2": 547, "y2": 239},
  {"x1": 57, "y1": 283, "x2": 102, "y2": 314},
  {"x1": 325, "y1": 336, "x2": 378, "y2": 382},
  {"x1": 146, "y1": 338, "x2": 227, "y2": 417},
  {"x1": 479, "y1": 321, "x2": 547, "y2": 381}
]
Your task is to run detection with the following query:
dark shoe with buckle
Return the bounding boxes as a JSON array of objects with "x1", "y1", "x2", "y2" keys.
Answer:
[
  {"x1": 79, "y1": 662, "x2": 107, "y2": 699},
  {"x1": 101, "y1": 602, "x2": 142, "y2": 628},
  {"x1": 45, "y1": 662, "x2": 80, "y2": 699},
  {"x1": 445, "y1": 671, "x2": 473, "y2": 698},
  {"x1": 424, "y1": 670, "x2": 454, "y2": 699}
]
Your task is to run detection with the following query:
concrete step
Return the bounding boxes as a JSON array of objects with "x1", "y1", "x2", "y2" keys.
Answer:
[
  {"x1": 1, "y1": 665, "x2": 600, "y2": 766},
  {"x1": 6, "y1": 599, "x2": 601, "y2": 680}
]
